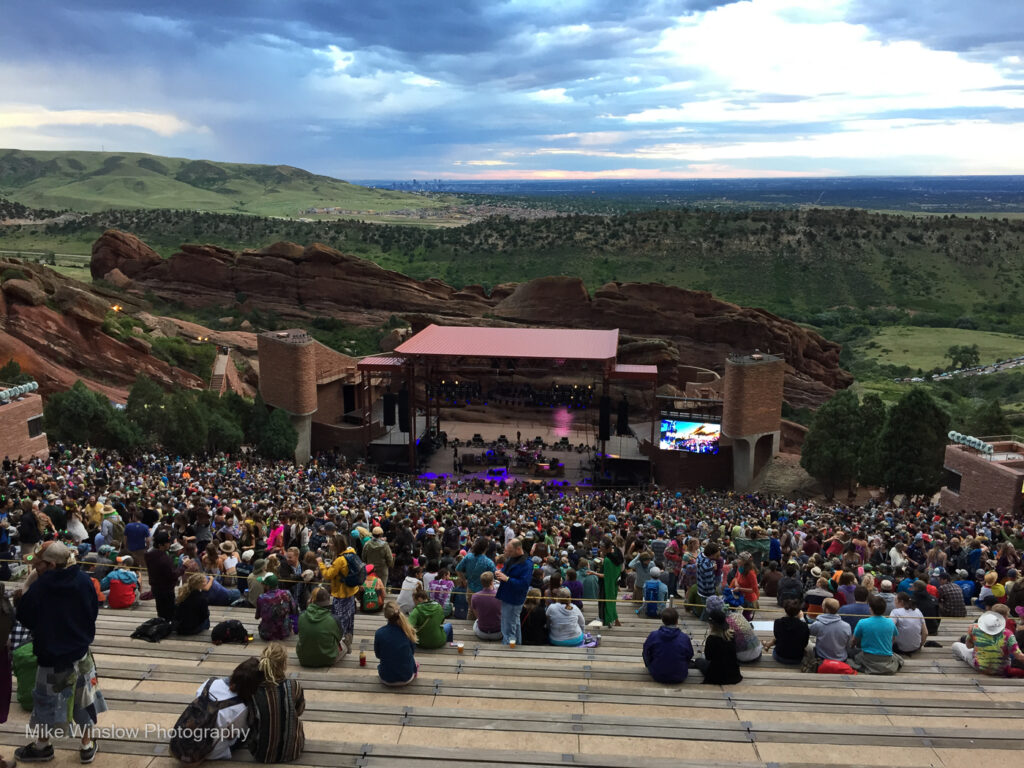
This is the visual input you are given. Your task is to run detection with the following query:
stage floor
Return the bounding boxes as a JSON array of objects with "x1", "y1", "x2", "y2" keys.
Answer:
[{"x1": 421, "y1": 419, "x2": 647, "y2": 487}]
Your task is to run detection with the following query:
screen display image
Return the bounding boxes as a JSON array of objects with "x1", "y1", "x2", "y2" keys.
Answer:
[{"x1": 659, "y1": 420, "x2": 720, "y2": 453}]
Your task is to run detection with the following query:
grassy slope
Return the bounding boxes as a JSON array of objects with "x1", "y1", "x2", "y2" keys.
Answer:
[
  {"x1": 855, "y1": 327, "x2": 1024, "y2": 371},
  {"x1": 0, "y1": 148, "x2": 446, "y2": 216}
]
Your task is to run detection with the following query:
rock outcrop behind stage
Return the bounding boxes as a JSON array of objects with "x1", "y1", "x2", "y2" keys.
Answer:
[{"x1": 91, "y1": 230, "x2": 852, "y2": 406}]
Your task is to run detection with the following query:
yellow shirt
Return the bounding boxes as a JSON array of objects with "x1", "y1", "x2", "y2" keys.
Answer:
[{"x1": 319, "y1": 548, "x2": 361, "y2": 599}]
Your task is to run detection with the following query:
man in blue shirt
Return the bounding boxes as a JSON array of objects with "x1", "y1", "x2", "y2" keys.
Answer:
[
  {"x1": 838, "y1": 586, "x2": 872, "y2": 631},
  {"x1": 124, "y1": 512, "x2": 150, "y2": 565},
  {"x1": 850, "y1": 595, "x2": 903, "y2": 675}
]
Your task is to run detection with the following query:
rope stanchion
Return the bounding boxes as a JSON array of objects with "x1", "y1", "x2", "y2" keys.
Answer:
[{"x1": 6, "y1": 550, "x2": 993, "y2": 623}]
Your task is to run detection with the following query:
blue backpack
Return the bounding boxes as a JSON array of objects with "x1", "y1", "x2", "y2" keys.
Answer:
[{"x1": 643, "y1": 580, "x2": 662, "y2": 618}]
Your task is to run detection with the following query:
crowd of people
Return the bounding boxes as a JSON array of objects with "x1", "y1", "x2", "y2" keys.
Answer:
[{"x1": 3, "y1": 443, "x2": 1024, "y2": 763}]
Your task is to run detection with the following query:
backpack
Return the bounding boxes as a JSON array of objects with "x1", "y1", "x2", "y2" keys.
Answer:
[
  {"x1": 0, "y1": 585, "x2": 15, "y2": 648},
  {"x1": 342, "y1": 552, "x2": 367, "y2": 588},
  {"x1": 817, "y1": 659, "x2": 857, "y2": 675},
  {"x1": 643, "y1": 580, "x2": 662, "y2": 618},
  {"x1": 361, "y1": 578, "x2": 381, "y2": 612},
  {"x1": 131, "y1": 617, "x2": 174, "y2": 643},
  {"x1": 12, "y1": 641, "x2": 37, "y2": 711},
  {"x1": 109, "y1": 516, "x2": 126, "y2": 547},
  {"x1": 211, "y1": 620, "x2": 250, "y2": 645},
  {"x1": 169, "y1": 678, "x2": 241, "y2": 764}
]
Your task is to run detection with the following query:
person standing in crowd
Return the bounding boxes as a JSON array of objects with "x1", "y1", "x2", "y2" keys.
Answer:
[
  {"x1": 456, "y1": 538, "x2": 495, "y2": 620},
  {"x1": 14, "y1": 542, "x2": 106, "y2": 764},
  {"x1": 124, "y1": 511, "x2": 150, "y2": 567},
  {"x1": 318, "y1": 534, "x2": 361, "y2": 653},
  {"x1": 494, "y1": 539, "x2": 532, "y2": 645},
  {"x1": 642, "y1": 607, "x2": 694, "y2": 684},
  {"x1": 595, "y1": 537, "x2": 624, "y2": 628},
  {"x1": 146, "y1": 531, "x2": 177, "y2": 621},
  {"x1": 361, "y1": 527, "x2": 394, "y2": 591}
]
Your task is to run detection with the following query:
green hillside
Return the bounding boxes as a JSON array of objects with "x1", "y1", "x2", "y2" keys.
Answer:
[{"x1": 0, "y1": 148, "x2": 445, "y2": 216}]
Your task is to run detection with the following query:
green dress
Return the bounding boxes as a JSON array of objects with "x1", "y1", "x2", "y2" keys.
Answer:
[{"x1": 601, "y1": 555, "x2": 622, "y2": 626}]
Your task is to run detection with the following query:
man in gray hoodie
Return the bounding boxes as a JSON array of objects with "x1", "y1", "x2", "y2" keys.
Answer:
[{"x1": 808, "y1": 598, "x2": 852, "y2": 662}]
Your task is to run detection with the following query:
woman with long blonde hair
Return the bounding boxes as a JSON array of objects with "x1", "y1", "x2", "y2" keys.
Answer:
[
  {"x1": 245, "y1": 643, "x2": 306, "y2": 763},
  {"x1": 375, "y1": 601, "x2": 419, "y2": 686},
  {"x1": 173, "y1": 572, "x2": 210, "y2": 636}
]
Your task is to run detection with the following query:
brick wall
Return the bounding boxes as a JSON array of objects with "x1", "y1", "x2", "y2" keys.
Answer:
[
  {"x1": 257, "y1": 331, "x2": 318, "y2": 415},
  {"x1": 721, "y1": 357, "x2": 785, "y2": 438},
  {"x1": 0, "y1": 394, "x2": 48, "y2": 460},
  {"x1": 941, "y1": 444, "x2": 1024, "y2": 516}
]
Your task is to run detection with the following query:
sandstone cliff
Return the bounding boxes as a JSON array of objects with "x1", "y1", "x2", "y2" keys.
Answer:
[
  {"x1": 0, "y1": 258, "x2": 204, "y2": 400},
  {"x1": 91, "y1": 230, "x2": 851, "y2": 406}
]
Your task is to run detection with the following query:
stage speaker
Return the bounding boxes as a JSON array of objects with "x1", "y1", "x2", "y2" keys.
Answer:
[
  {"x1": 398, "y1": 388, "x2": 410, "y2": 433},
  {"x1": 383, "y1": 392, "x2": 396, "y2": 427},
  {"x1": 616, "y1": 396, "x2": 630, "y2": 436},
  {"x1": 598, "y1": 395, "x2": 611, "y2": 442}
]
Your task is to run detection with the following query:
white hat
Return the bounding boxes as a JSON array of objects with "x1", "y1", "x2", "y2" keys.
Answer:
[
  {"x1": 978, "y1": 611, "x2": 1006, "y2": 635},
  {"x1": 241, "y1": 549, "x2": 254, "y2": 563},
  {"x1": 649, "y1": 567, "x2": 661, "y2": 578}
]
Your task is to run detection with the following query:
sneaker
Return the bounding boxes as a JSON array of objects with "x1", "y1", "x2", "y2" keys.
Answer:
[
  {"x1": 15, "y1": 744, "x2": 54, "y2": 763},
  {"x1": 80, "y1": 740, "x2": 98, "y2": 764}
]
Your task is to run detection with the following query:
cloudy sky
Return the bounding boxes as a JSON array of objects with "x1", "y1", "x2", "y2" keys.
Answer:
[{"x1": 2, "y1": 0, "x2": 1022, "y2": 179}]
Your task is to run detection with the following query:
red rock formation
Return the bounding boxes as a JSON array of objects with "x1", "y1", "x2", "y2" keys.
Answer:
[
  {"x1": 92, "y1": 230, "x2": 851, "y2": 406},
  {"x1": 91, "y1": 228, "x2": 162, "y2": 279}
]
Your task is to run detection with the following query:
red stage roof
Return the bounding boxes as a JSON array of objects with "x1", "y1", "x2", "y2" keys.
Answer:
[{"x1": 395, "y1": 324, "x2": 619, "y2": 361}]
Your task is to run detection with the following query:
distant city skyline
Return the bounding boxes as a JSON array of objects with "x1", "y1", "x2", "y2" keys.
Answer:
[{"x1": 2, "y1": 0, "x2": 1022, "y2": 180}]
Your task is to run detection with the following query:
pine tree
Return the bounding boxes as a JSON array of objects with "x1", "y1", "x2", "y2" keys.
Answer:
[
  {"x1": 258, "y1": 409, "x2": 298, "y2": 461},
  {"x1": 879, "y1": 388, "x2": 950, "y2": 498},
  {"x1": 799, "y1": 389, "x2": 862, "y2": 499},
  {"x1": 857, "y1": 394, "x2": 887, "y2": 487}
]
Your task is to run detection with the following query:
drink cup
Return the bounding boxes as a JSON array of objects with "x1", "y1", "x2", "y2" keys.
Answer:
[
  {"x1": 457, "y1": 642, "x2": 465, "y2": 654},
  {"x1": 509, "y1": 639, "x2": 517, "y2": 649}
]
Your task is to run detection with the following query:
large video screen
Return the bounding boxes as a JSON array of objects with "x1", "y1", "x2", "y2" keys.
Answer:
[{"x1": 659, "y1": 420, "x2": 720, "y2": 454}]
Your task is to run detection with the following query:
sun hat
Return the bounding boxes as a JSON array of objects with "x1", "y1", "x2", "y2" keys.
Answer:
[
  {"x1": 810, "y1": 566, "x2": 822, "y2": 578},
  {"x1": 978, "y1": 611, "x2": 1006, "y2": 635},
  {"x1": 219, "y1": 541, "x2": 237, "y2": 555},
  {"x1": 169, "y1": 542, "x2": 184, "y2": 553}
]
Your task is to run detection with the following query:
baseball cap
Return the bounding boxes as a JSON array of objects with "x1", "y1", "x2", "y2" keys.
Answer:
[{"x1": 40, "y1": 541, "x2": 71, "y2": 566}]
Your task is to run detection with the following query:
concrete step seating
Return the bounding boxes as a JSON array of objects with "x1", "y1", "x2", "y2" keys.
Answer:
[{"x1": 5, "y1": 599, "x2": 1023, "y2": 768}]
